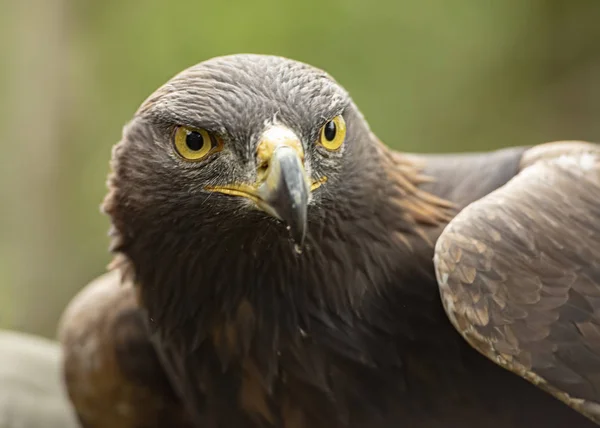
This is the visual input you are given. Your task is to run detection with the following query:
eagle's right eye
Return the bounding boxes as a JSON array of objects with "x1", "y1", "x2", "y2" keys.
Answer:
[{"x1": 173, "y1": 126, "x2": 223, "y2": 161}]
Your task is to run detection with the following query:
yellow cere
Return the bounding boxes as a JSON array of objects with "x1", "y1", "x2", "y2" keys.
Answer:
[
  {"x1": 173, "y1": 126, "x2": 222, "y2": 161},
  {"x1": 319, "y1": 115, "x2": 346, "y2": 151}
]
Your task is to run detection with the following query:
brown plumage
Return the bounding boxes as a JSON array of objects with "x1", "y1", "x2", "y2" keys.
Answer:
[
  {"x1": 435, "y1": 141, "x2": 600, "y2": 423},
  {"x1": 58, "y1": 271, "x2": 192, "y2": 428},
  {"x1": 60, "y1": 54, "x2": 600, "y2": 427}
]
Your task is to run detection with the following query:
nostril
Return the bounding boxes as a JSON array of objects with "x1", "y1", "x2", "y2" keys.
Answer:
[{"x1": 256, "y1": 159, "x2": 269, "y2": 182}]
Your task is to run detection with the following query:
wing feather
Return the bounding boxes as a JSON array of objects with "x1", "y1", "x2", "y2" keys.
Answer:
[
  {"x1": 434, "y1": 142, "x2": 600, "y2": 423},
  {"x1": 58, "y1": 271, "x2": 192, "y2": 428}
]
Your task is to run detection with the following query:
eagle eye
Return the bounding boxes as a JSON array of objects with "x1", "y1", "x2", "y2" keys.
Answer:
[
  {"x1": 173, "y1": 126, "x2": 223, "y2": 161},
  {"x1": 318, "y1": 115, "x2": 346, "y2": 151}
]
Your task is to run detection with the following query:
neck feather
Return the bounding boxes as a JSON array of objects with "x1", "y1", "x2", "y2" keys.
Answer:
[{"x1": 104, "y1": 143, "x2": 454, "y2": 378}]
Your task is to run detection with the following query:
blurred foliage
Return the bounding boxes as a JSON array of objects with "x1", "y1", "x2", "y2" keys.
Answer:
[{"x1": 1, "y1": 0, "x2": 599, "y2": 337}]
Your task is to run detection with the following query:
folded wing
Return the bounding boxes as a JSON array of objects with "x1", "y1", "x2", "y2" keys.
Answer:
[
  {"x1": 434, "y1": 142, "x2": 600, "y2": 423},
  {"x1": 58, "y1": 270, "x2": 192, "y2": 428}
]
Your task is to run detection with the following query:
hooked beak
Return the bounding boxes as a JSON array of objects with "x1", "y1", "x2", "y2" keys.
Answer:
[
  {"x1": 206, "y1": 126, "x2": 322, "y2": 246},
  {"x1": 255, "y1": 145, "x2": 309, "y2": 244}
]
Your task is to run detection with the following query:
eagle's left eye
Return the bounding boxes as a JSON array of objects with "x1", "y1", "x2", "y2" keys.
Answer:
[
  {"x1": 173, "y1": 126, "x2": 223, "y2": 161},
  {"x1": 318, "y1": 115, "x2": 346, "y2": 151}
]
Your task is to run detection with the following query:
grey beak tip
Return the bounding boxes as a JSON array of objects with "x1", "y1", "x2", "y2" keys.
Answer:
[{"x1": 289, "y1": 216, "x2": 307, "y2": 247}]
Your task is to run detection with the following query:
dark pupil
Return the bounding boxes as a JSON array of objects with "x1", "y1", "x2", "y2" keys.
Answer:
[
  {"x1": 186, "y1": 131, "x2": 205, "y2": 151},
  {"x1": 324, "y1": 121, "x2": 337, "y2": 141}
]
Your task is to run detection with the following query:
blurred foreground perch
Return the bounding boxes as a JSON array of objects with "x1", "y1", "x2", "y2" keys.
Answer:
[{"x1": 0, "y1": 330, "x2": 78, "y2": 428}]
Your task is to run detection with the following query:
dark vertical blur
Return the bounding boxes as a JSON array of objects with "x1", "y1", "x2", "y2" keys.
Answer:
[{"x1": 1, "y1": 0, "x2": 599, "y2": 337}]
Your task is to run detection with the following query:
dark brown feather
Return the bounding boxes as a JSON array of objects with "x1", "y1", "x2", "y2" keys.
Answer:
[
  {"x1": 435, "y1": 141, "x2": 600, "y2": 423},
  {"x1": 58, "y1": 270, "x2": 192, "y2": 428}
]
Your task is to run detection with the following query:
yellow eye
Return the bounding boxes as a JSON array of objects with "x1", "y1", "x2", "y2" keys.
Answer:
[
  {"x1": 318, "y1": 115, "x2": 346, "y2": 151},
  {"x1": 173, "y1": 126, "x2": 222, "y2": 161}
]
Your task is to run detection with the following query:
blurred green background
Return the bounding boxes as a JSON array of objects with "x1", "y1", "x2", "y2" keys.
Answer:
[{"x1": 1, "y1": 0, "x2": 599, "y2": 338}]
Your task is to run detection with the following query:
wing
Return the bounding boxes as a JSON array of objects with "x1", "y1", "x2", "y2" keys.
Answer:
[
  {"x1": 58, "y1": 270, "x2": 193, "y2": 428},
  {"x1": 434, "y1": 141, "x2": 600, "y2": 423},
  {"x1": 0, "y1": 329, "x2": 79, "y2": 428}
]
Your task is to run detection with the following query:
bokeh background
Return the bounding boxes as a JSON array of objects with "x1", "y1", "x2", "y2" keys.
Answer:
[{"x1": 1, "y1": 0, "x2": 600, "y2": 338}]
